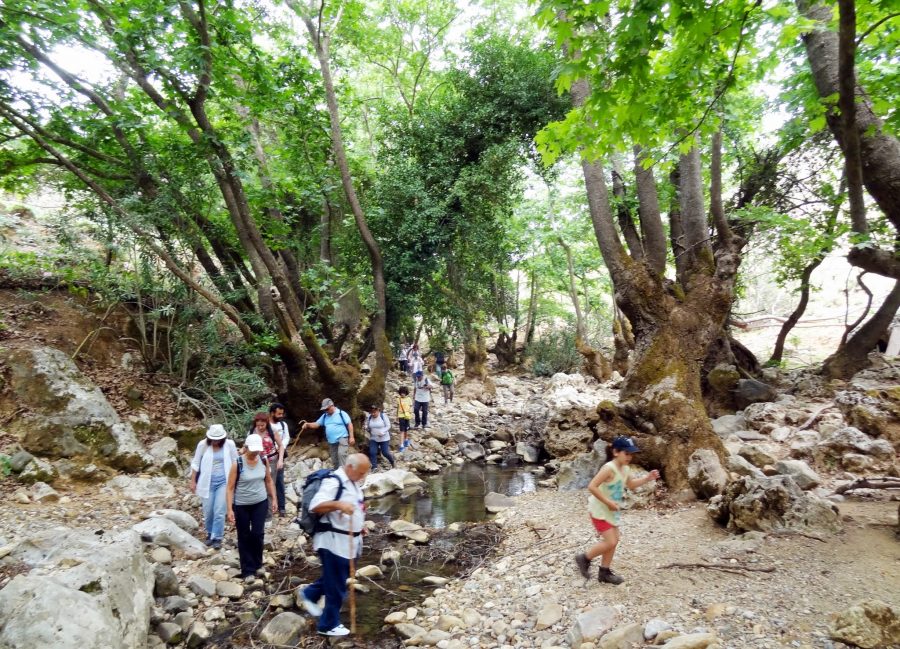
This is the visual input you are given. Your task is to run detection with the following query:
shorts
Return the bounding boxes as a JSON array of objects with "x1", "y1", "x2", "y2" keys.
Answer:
[
  {"x1": 399, "y1": 418, "x2": 410, "y2": 432},
  {"x1": 591, "y1": 517, "x2": 616, "y2": 534}
]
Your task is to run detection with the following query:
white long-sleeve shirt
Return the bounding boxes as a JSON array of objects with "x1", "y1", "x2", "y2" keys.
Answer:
[{"x1": 190, "y1": 439, "x2": 238, "y2": 499}]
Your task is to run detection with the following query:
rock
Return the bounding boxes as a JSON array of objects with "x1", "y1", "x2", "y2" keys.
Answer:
[
  {"x1": 17, "y1": 457, "x2": 58, "y2": 484},
  {"x1": 835, "y1": 389, "x2": 900, "y2": 446},
  {"x1": 774, "y1": 459, "x2": 821, "y2": 489},
  {"x1": 156, "y1": 622, "x2": 183, "y2": 644},
  {"x1": 259, "y1": 612, "x2": 305, "y2": 646},
  {"x1": 817, "y1": 426, "x2": 894, "y2": 459},
  {"x1": 186, "y1": 622, "x2": 211, "y2": 648},
  {"x1": 187, "y1": 575, "x2": 217, "y2": 598},
  {"x1": 485, "y1": 491, "x2": 515, "y2": 513},
  {"x1": 422, "y1": 576, "x2": 448, "y2": 585},
  {"x1": 707, "y1": 364, "x2": 740, "y2": 398},
  {"x1": 687, "y1": 449, "x2": 728, "y2": 499},
  {"x1": 388, "y1": 519, "x2": 430, "y2": 542},
  {"x1": 535, "y1": 602, "x2": 563, "y2": 630},
  {"x1": 726, "y1": 455, "x2": 764, "y2": 479},
  {"x1": 406, "y1": 607, "x2": 419, "y2": 620},
  {"x1": 8, "y1": 449, "x2": 35, "y2": 473},
  {"x1": 151, "y1": 547, "x2": 172, "y2": 564},
  {"x1": 13, "y1": 488, "x2": 30, "y2": 504},
  {"x1": 0, "y1": 528, "x2": 154, "y2": 649},
  {"x1": 660, "y1": 633, "x2": 719, "y2": 649},
  {"x1": 394, "y1": 623, "x2": 427, "y2": 639},
  {"x1": 216, "y1": 581, "x2": 244, "y2": 599},
  {"x1": 743, "y1": 402, "x2": 787, "y2": 433},
  {"x1": 133, "y1": 517, "x2": 209, "y2": 558},
  {"x1": 516, "y1": 442, "x2": 540, "y2": 463},
  {"x1": 568, "y1": 606, "x2": 620, "y2": 646},
  {"x1": 829, "y1": 600, "x2": 900, "y2": 649},
  {"x1": 461, "y1": 608, "x2": 482, "y2": 627},
  {"x1": 0, "y1": 345, "x2": 150, "y2": 471},
  {"x1": 385, "y1": 611, "x2": 407, "y2": 624},
  {"x1": 436, "y1": 614, "x2": 465, "y2": 631},
  {"x1": 110, "y1": 476, "x2": 176, "y2": 501},
  {"x1": 356, "y1": 564, "x2": 384, "y2": 578},
  {"x1": 147, "y1": 437, "x2": 181, "y2": 478},
  {"x1": 163, "y1": 596, "x2": 190, "y2": 613},
  {"x1": 644, "y1": 619, "x2": 673, "y2": 640},
  {"x1": 153, "y1": 564, "x2": 180, "y2": 597},
  {"x1": 363, "y1": 468, "x2": 426, "y2": 498},
  {"x1": 381, "y1": 549, "x2": 401, "y2": 565},
  {"x1": 598, "y1": 622, "x2": 644, "y2": 649},
  {"x1": 30, "y1": 481, "x2": 60, "y2": 503},
  {"x1": 842, "y1": 453, "x2": 874, "y2": 472},
  {"x1": 708, "y1": 475, "x2": 841, "y2": 535},
  {"x1": 173, "y1": 612, "x2": 194, "y2": 632},
  {"x1": 711, "y1": 414, "x2": 747, "y2": 437},
  {"x1": 734, "y1": 430, "x2": 767, "y2": 442},
  {"x1": 737, "y1": 444, "x2": 777, "y2": 468},
  {"x1": 557, "y1": 439, "x2": 608, "y2": 491},
  {"x1": 147, "y1": 509, "x2": 199, "y2": 532},
  {"x1": 421, "y1": 629, "x2": 452, "y2": 645},
  {"x1": 460, "y1": 442, "x2": 486, "y2": 461},
  {"x1": 734, "y1": 379, "x2": 777, "y2": 409}
]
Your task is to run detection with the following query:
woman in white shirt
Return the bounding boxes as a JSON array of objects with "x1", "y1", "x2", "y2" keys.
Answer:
[
  {"x1": 365, "y1": 404, "x2": 395, "y2": 470},
  {"x1": 189, "y1": 424, "x2": 238, "y2": 549}
]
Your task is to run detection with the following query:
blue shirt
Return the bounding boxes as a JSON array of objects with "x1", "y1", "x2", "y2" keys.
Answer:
[{"x1": 317, "y1": 409, "x2": 351, "y2": 444}]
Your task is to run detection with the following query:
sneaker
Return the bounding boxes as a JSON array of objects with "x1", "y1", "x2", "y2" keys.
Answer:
[
  {"x1": 278, "y1": 510, "x2": 286, "y2": 518},
  {"x1": 301, "y1": 594, "x2": 323, "y2": 617},
  {"x1": 319, "y1": 624, "x2": 350, "y2": 637},
  {"x1": 210, "y1": 539, "x2": 222, "y2": 550},
  {"x1": 204, "y1": 538, "x2": 214, "y2": 547},
  {"x1": 574, "y1": 553, "x2": 590, "y2": 579},
  {"x1": 597, "y1": 566, "x2": 624, "y2": 585}
]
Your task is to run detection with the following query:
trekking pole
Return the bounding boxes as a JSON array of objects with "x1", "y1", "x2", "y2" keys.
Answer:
[
  {"x1": 289, "y1": 420, "x2": 307, "y2": 454},
  {"x1": 347, "y1": 512, "x2": 357, "y2": 634}
]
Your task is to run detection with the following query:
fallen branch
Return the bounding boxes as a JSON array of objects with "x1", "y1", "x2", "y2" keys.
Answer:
[
  {"x1": 834, "y1": 477, "x2": 900, "y2": 494},
  {"x1": 796, "y1": 402, "x2": 835, "y2": 432},
  {"x1": 660, "y1": 562, "x2": 775, "y2": 576}
]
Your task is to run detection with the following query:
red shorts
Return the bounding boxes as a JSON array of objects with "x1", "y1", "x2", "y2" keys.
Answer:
[{"x1": 591, "y1": 517, "x2": 616, "y2": 533}]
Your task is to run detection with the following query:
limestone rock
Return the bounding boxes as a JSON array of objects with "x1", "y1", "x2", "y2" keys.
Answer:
[
  {"x1": 385, "y1": 612, "x2": 407, "y2": 624},
  {"x1": 110, "y1": 476, "x2": 176, "y2": 501},
  {"x1": 151, "y1": 547, "x2": 172, "y2": 564},
  {"x1": 394, "y1": 623, "x2": 426, "y2": 639},
  {"x1": 817, "y1": 426, "x2": 894, "y2": 459},
  {"x1": 568, "y1": 606, "x2": 620, "y2": 646},
  {"x1": 215, "y1": 581, "x2": 243, "y2": 599},
  {"x1": 363, "y1": 468, "x2": 426, "y2": 498},
  {"x1": 737, "y1": 444, "x2": 777, "y2": 468},
  {"x1": 156, "y1": 622, "x2": 183, "y2": 645},
  {"x1": 460, "y1": 442, "x2": 486, "y2": 461},
  {"x1": 644, "y1": 619, "x2": 673, "y2": 640},
  {"x1": 153, "y1": 563, "x2": 180, "y2": 597},
  {"x1": 661, "y1": 633, "x2": 719, "y2": 649},
  {"x1": 420, "y1": 629, "x2": 451, "y2": 645},
  {"x1": 147, "y1": 437, "x2": 181, "y2": 478},
  {"x1": 259, "y1": 612, "x2": 305, "y2": 646},
  {"x1": 436, "y1": 614, "x2": 465, "y2": 631},
  {"x1": 726, "y1": 455, "x2": 764, "y2": 479},
  {"x1": 8, "y1": 450, "x2": 35, "y2": 473},
  {"x1": 30, "y1": 481, "x2": 59, "y2": 503},
  {"x1": 711, "y1": 414, "x2": 748, "y2": 437},
  {"x1": 774, "y1": 459, "x2": 821, "y2": 489},
  {"x1": 186, "y1": 622, "x2": 211, "y2": 648},
  {"x1": 743, "y1": 402, "x2": 787, "y2": 433},
  {"x1": 17, "y1": 457, "x2": 58, "y2": 484},
  {"x1": 516, "y1": 442, "x2": 540, "y2": 463},
  {"x1": 133, "y1": 517, "x2": 208, "y2": 558},
  {"x1": 598, "y1": 622, "x2": 644, "y2": 649},
  {"x1": 687, "y1": 449, "x2": 728, "y2": 499},
  {"x1": 422, "y1": 576, "x2": 448, "y2": 585},
  {"x1": 356, "y1": 564, "x2": 383, "y2": 578},
  {"x1": 734, "y1": 379, "x2": 777, "y2": 409},
  {"x1": 557, "y1": 440, "x2": 608, "y2": 491},
  {"x1": 485, "y1": 491, "x2": 515, "y2": 513},
  {"x1": 163, "y1": 596, "x2": 190, "y2": 613},
  {"x1": 829, "y1": 600, "x2": 900, "y2": 649},
  {"x1": 147, "y1": 509, "x2": 199, "y2": 532},
  {"x1": 187, "y1": 575, "x2": 216, "y2": 598},
  {"x1": 535, "y1": 601, "x2": 563, "y2": 630}
]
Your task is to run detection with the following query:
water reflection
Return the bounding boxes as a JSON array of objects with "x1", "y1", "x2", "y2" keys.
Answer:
[{"x1": 368, "y1": 464, "x2": 537, "y2": 528}]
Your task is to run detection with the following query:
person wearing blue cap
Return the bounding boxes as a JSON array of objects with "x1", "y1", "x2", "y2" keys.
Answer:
[{"x1": 574, "y1": 436, "x2": 660, "y2": 584}]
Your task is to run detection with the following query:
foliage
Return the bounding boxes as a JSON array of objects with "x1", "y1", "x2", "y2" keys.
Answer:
[
  {"x1": 0, "y1": 454, "x2": 11, "y2": 477},
  {"x1": 525, "y1": 327, "x2": 581, "y2": 376}
]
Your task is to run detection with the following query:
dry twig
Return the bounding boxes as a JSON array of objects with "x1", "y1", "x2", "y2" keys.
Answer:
[{"x1": 661, "y1": 562, "x2": 775, "y2": 576}]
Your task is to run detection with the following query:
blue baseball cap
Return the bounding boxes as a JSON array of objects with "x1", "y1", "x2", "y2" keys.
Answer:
[{"x1": 612, "y1": 436, "x2": 640, "y2": 453}]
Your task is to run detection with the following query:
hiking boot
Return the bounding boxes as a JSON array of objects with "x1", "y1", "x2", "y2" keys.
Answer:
[
  {"x1": 597, "y1": 566, "x2": 624, "y2": 585},
  {"x1": 574, "y1": 553, "x2": 591, "y2": 579}
]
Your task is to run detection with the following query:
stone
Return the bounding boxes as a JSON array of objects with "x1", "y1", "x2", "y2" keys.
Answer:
[
  {"x1": 643, "y1": 619, "x2": 673, "y2": 640},
  {"x1": 17, "y1": 457, "x2": 58, "y2": 484},
  {"x1": 711, "y1": 414, "x2": 747, "y2": 437},
  {"x1": 363, "y1": 468, "x2": 426, "y2": 498},
  {"x1": 110, "y1": 476, "x2": 176, "y2": 501},
  {"x1": 259, "y1": 612, "x2": 305, "y2": 646},
  {"x1": 385, "y1": 612, "x2": 407, "y2": 624},
  {"x1": 485, "y1": 491, "x2": 515, "y2": 513},
  {"x1": 0, "y1": 345, "x2": 150, "y2": 471},
  {"x1": 389, "y1": 519, "x2": 429, "y2": 542},
  {"x1": 13, "y1": 488, "x2": 30, "y2": 504},
  {"x1": 406, "y1": 607, "x2": 419, "y2": 620},
  {"x1": 216, "y1": 581, "x2": 244, "y2": 599},
  {"x1": 734, "y1": 379, "x2": 777, "y2": 409},
  {"x1": 842, "y1": 453, "x2": 874, "y2": 472},
  {"x1": 516, "y1": 442, "x2": 540, "y2": 463},
  {"x1": 557, "y1": 440, "x2": 608, "y2": 491},
  {"x1": 461, "y1": 608, "x2": 482, "y2": 627},
  {"x1": 726, "y1": 455, "x2": 764, "y2": 479},
  {"x1": 660, "y1": 633, "x2": 719, "y2": 649},
  {"x1": 707, "y1": 364, "x2": 740, "y2": 398},
  {"x1": 147, "y1": 437, "x2": 181, "y2": 478},
  {"x1": 30, "y1": 481, "x2": 60, "y2": 503},
  {"x1": 173, "y1": 612, "x2": 193, "y2": 632},
  {"x1": 186, "y1": 622, "x2": 211, "y2": 648},
  {"x1": 567, "y1": 606, "x2": 620, "y2": 646},
  {"x1": 737, "y1": 444, "x2": 777, "y2": 468},
  {"x1": 460, "y1": 442, "x2": 486, "y2": 461},
  {"x1": 156, "y1": 622, "x2": 183, "y2": 644},
  {"x1": 421, "y1": 629, "x2": 452, "y2": 645},
  {"x1": 422, "y1": 576, "x2": 448, "y2": 585},
  {"x1": 774, "y1": 459, "x2": 821, "y2": 489},
  {"x1": 153, "y1": 564, "x2": 180, "y2": 598},
  {"x1": 687, "y1": 449, "x2": 728, "y2": 499},
  {"x1": 818, "y1": 426, "x2": 894, "y2": 459},
  {"x1": 8, "y1": 449, "x2": 35, "y2": 473},
  {"x1": 133, "y1": 517, "x2": 209, "y2": 559},
  {"x1": 535, "y1": 602, "x2": 563, "y2": 631},
  {"x1": 355, "y1": 564, "x2": 384, "y2": 579},
  {"x1": 187, "y1": 575, "x2": 217, "y2": 598},
  {"x1": 394, "y1": 623, "x2": 427, "y2": 639},
  {"x1": 269, "y1": 594, "x2": 294, "y2": 609},
  {"x1": 437, "y1": 614, "x2": 466, "y2": 631},
  {"x1": 829, "y1": 600, "x2": 900, "y2": 649},
  {"x1": 163, "y1": 596, "x2": 190, "y2": 613},
  {"x1": 743, "y1": 402, "x2": 787, "y2": 432},
  {"x1": 708, "y1": 475, "x2": 841, "y2": 535},
  {"x1": 147, "y1": 509, "x2": 199, "y2": 532},
  {"x1": 598, "y1": 622, "x2": 644, "y2": 649},
  {"x1": 0, "y1": 528, "x2": 154, "y2": 649},
  {"x1": 151, "y1": 547, "x2": 173, "y2": 564},
  {"x1": 381, "y1": 549, "x2": 401, "y2": 565}
]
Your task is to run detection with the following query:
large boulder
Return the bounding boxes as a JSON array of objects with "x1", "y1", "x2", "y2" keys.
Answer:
[
  {"x1": 0, "y1": 528, "x2": 154, "y2": 649},
  {"x1": 829, "y1": 600, "x2": 900, "y2": 649},
  {"x1": 742, "y1": 402, "x2": 788, "y2": 433},
  {"x1": 708, "y1": 475, "x2": 841, "y2": 535},
  {"x1": 557, "y1": 439, "x2": 607, "y2": 491},
  {"x1": 147, "y1": 437, "x2": 182, "y2": 478},
  {"x1": 132, "y1": 517, "x2": 209, "y2": 558},
  {"x1": 711, "y1": 414, "x2": 747, "y2": 438},
  {"x1": 835, "y1": 389, "x2": 900, "y2": 447},
  {"x1": 687, "y1": 449, "x2": 728, "y2": 499},
  {"x1": 362, "y1": 468, "x2": 426, "y2": 498},
  {"x1": 17, "y1": 456, "x2": 58, "y2": 484},
  {"x1": 733, "y1": 379, "x2": 778, "y2": 409},
  {"x1": 107, "y1": 476, "x2": 176, "y2": 501},
  {"x1": 0, "y1": 346, "x2": 150, "y2": 471},
  {"x1": 816, "y1": 426, "x2": 894, "y2": 460}
]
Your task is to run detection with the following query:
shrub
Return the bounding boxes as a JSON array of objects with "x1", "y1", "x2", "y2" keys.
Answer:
[{"x1": 526, "y1": 328, "x2": 581, "y2": 377}]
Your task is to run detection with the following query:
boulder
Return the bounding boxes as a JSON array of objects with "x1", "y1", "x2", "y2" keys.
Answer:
[
  {"x1": 30, "y1": 481, "x2": 60, "y2": 503},
  {"x1": 8, "y1": 450, "x2": 35, "y2": 473},
  {"x1": 829, "y1": 600, "x2": 900, "y2": 649},
  {"x1": 835, "y1": 389, "x2": 900, "y2": 446},
  {"x1": 515, "y1": 442, "x2": 540, "y2": 463},
  {"x1": 259, "y1": 612, "x2": 305, "y2": 646},
  {"x1": 147, "y1": 437, "x2": 181, "y2": 478},
  {"x1": 17, "y1": 456, "x2": 58, "y2": 484},
  {"x1": 110, "y1": 476, "x2": 176, "y2": 501},
  {"x1": 707, "y1": 364, "x2": 740, "y2": 398},
  {"x1": 708, "y1": 475, "x2": 841, "y2": 535},
  {"x1": 598, "y1": 622, "x2": 644, "y2": 649},
  {"x1": 0, "y1": 528, "x2": 153, "y2": 649},
  {"x1": 737, "y1": 444, "x2": 777, "y2": 468},
  {"x1": 774, "y1": 459, "x2": 821, "y2": 490},
  {"x1": 186, "y1": 575, "x2": 216, "y2": 598},
  {"x1": 133, "y1": 518, "x2": 209, "y2": 558},
  {"x1": 568, "y1": 605, "x2": 620, "y2": 646},
  {"x1": 687, "y1": 449, "x2": 728, "y2": 499},
  {"x1": 726, "y1": 455, "x2": 764, "y2": 479},
  {"x1": 817, "y1": 426, "x2": 894, "y2": 459},
  {"x1": 557, "y1": 440, "x2": 608, "y2": 491},
  {"x1": 363, "y1": 468, "x2": 426, "y2": 498},
  {"x1": 0, "y1": 345, "x2": 150, "y2": 471},
  {"x1": 484, "y1": 491, "x2": 515, "y2": 513},
  {"x1": 542, "y1": 408, "x2": 597, "y2": 459},
  {"x1": 147, "y1": 509, "x2": 199, "y2": 532},
  {"x1": 743, "y1": 402, "x2": 788, "y2": 433},
  {"x1": 535, "y1": 601, "x2": 563, "y2": 630},
  {"x1": 153, "y1": 564, "x2": 180, "y2": 597},
  {"x1": 459, "y1": 442, "x2": 486, "y2": 461},
  {"x1": 711, "y1": 414, "x2": 747, "y2": 437},
  {"x1": 734, "y1": 379, "x2": 778, "y2": 409}
]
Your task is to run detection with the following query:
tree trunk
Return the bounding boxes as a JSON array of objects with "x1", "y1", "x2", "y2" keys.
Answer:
[
  {"x1": 524, "y1": 269, "x2": 538, "y2": 347},
  {"x1": 463, "y1": 329, "x2": 488, "y2": 379},
  {"x1": 612, "y1": 310, "x2": 632, "y2": 376},
  {"x1": 769, "y1": 260, "x2": 823, "y2": 365},
  {"x1": 491, "y1": 331, "x2": 518, "y2": 369},
  {"x1": 822, "y1": 279, "x2": 900, "y2": 379}
]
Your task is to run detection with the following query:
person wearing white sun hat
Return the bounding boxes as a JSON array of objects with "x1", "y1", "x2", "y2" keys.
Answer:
[
  {"x1": 226, "y1": 433, "x2": 277, "y2": 578},
  {"x1": 189, "y1": 424, "x2": 238, "y2": 549}
]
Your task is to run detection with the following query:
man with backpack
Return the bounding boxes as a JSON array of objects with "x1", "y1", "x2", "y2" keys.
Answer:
[
  {"x1": 298, "y1": 453, "x2": 371, "y2": 637},
  {"x1": 301, "y1": 398, "x2": 355, "y2": 469},
  {"x1": 439, "y1": 366, "x2": 454, "y2": 404},
  {"x1": 268, "y1": 403, "x2": 290, "y2": 517}
]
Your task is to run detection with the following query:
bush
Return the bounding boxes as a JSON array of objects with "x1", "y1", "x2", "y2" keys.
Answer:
[{"x1": 526, "y1": 328, "x2": 581, "y2": 377}]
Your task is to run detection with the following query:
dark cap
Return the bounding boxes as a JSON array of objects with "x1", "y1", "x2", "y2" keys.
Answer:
[{"x1": 612, "y1": 436, "x2": 640, "y2": 453}]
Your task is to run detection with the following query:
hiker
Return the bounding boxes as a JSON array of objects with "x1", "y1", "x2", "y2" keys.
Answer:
[
  {"x1": 439, "y1": 366, "x2": 454, "y2": 404},
  {"x1": 269, "y1": 403, "x2": 290, "y2": 517},
  {"x1": 226, "y1": 433, "x2": 277, "y2": 579},
  {"x1": 189, "y1": 424, "x2": 238, "y2": 550},
  {"x1": 408, "y1": 345, "x2": 424, "y2": 386},
  {"x1": 574, "y1": 436, "x2": 659, "y2": 585},
  {"x1": 247, "y1": 412, "x2": 285, "y2": 519},
  {"x1": 396, "y1": 386, "x2": 413, "y2": 451},
  {"x1": 301, "y1": 398, "x2": 355, "y2": 469},
  {"x1": 413, "y1": 370, "x2": 432, "y2": 430},
  {"x1": 299, "y1": 453, "x2": 372, "y2": 637},
  {"x1": 365, "y1": 404, "x2": 395, "y2": 470},
  {"x1": 398, "y1": 342, "x2": 410, "y2": 374},
  {"x1": 433, "y1": 349, "x2": 446, "y2": 376}
]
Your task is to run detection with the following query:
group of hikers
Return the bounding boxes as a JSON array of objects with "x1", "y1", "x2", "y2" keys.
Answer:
[{"x1": 187, "y1": 351, "x2": 659, "y2": 637}]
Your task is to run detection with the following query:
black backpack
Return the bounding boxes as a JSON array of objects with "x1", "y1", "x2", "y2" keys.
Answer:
[{"x1": 296, "y1": 469, "x2": 345, "y2": 535}]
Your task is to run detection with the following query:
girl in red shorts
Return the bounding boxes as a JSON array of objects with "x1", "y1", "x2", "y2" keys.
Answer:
[{"x1": 574, "y1": 436, "x2": 659, "y2": 584}]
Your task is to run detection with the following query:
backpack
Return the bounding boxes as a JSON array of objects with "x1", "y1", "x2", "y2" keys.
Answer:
[
  {"x1": 365, "y1": 413, "x2": 387, "y2": 430},
  {"x1": 441, "y1": 370, "x2": 454, "y2": 385},
  {"x1": 318, "y1": 410, "x2": 350, "y2": 438},
  {"x1": 297, "y1": 469, "x2": 344, "y2": 535}
]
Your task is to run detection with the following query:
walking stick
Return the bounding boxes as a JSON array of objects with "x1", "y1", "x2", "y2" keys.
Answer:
[
  {"x1": 288, "y1": 420, "x2": 307, "y2": 454},
  {"x1": 348, "y1": 513, "x2": 357, "y2": 634}
]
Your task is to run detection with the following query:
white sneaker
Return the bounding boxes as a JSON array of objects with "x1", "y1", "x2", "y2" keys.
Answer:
[
  {"x1": 301, "y1": 594, "x2": 323, "y2": 617},
  {"x1": 319, "y1": 624, "x2": 350, "y2": 636}
]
